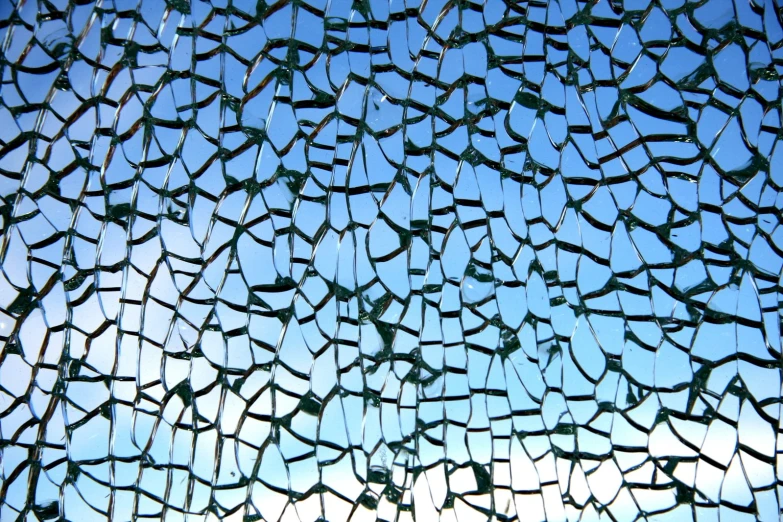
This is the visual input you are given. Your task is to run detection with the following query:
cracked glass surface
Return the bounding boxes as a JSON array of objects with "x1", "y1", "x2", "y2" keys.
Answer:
[{"x1": 0, "y1": 0, "x2": 782, "y2": 520}]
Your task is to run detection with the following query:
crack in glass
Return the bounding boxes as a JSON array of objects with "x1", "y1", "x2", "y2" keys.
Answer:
[{"x1": 0, "y1": 0, "x2": 782, "y2": 520}]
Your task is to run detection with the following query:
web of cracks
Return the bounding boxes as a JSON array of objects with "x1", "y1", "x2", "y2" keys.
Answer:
[{"x1": 0, "y1": 0, "x2": 782, "y2": 520}]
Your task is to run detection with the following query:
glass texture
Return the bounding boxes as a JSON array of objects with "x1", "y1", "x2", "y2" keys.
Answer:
[{"x1": 0, "y1": 0, "x2": 782, "y2": 520}]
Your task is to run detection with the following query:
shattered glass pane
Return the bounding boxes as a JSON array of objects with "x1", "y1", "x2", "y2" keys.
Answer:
[{"x1": 1, "y1": 0, "x2": 782, "y2": 519}]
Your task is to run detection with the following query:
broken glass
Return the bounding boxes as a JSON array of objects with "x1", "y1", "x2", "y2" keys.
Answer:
[{"x1": 0, "y1": 0, "x2": 782, "y2": 520}]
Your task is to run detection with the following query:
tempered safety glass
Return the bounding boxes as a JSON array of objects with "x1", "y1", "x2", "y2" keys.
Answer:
[{"x1": 0, "y1": 0, "x2": 781, "y2": 520}]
